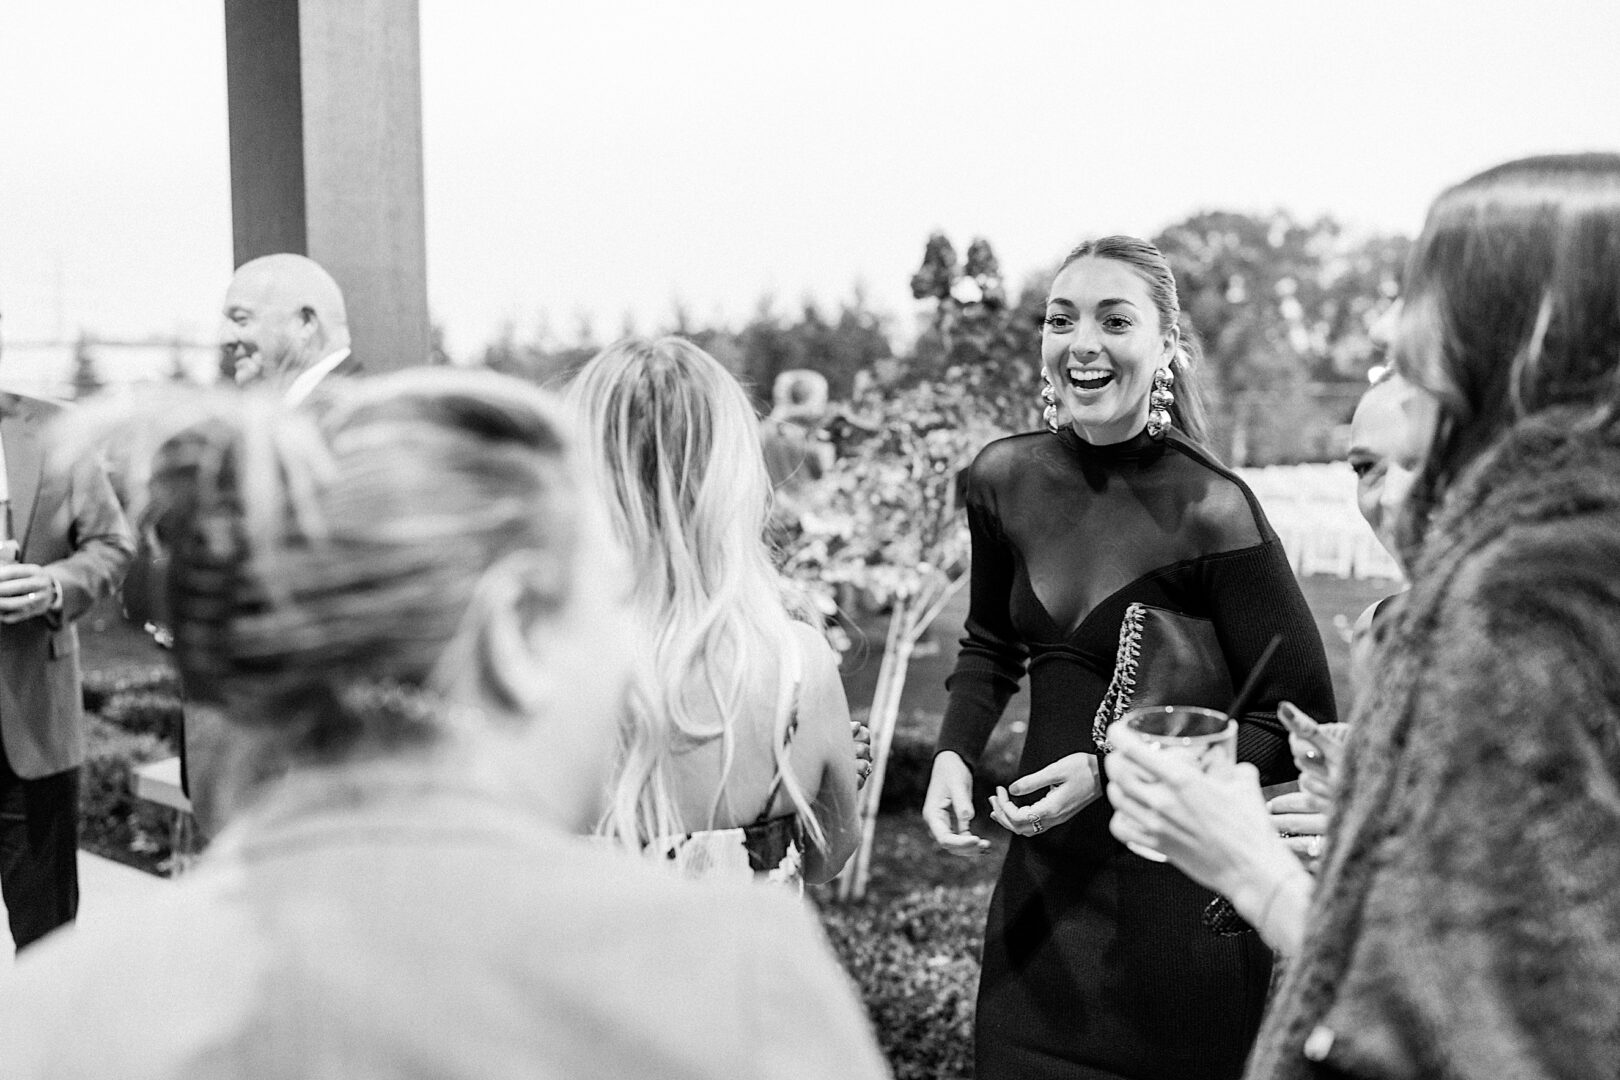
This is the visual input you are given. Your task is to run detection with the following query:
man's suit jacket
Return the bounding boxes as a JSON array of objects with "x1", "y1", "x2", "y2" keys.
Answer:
[
  {"x1": 282, "y1": 350, "x2": 362, "y2": 408},
  {"x1": 0, "y1": 395, "x2": 135, "y2": 779}
]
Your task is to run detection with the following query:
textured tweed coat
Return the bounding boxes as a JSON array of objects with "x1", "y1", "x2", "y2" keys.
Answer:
[{"x1": 1249, "y1": 407, "x2": 1620, "y2": 1080}]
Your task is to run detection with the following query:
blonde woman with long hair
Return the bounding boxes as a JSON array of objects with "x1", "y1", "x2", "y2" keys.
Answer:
[{"x1": 570, "y1": 336, "x2": 860, "y2": 886}]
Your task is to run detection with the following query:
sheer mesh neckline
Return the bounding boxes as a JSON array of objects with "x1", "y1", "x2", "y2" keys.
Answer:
[{"x1": 1052, "y1": 424, "x2": 1167, "y2": 465}]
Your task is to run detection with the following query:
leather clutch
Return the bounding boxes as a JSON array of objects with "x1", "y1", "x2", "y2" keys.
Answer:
[{"x1": 1091, "y1": 602, "x2": 1235, "y2": 751}]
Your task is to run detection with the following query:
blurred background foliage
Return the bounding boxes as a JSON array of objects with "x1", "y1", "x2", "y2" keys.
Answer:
[
  {"x1": 60, "y1": 207, "x2": 1404, "y2": 470},
  {"x1": 461, "y1": 207, "x2": 1407, "y2": 467}
]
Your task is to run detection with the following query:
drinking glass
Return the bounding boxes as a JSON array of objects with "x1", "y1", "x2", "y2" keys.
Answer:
[{"x1": 1118, "y1": 704, "x2": 1237, "y2": 862}]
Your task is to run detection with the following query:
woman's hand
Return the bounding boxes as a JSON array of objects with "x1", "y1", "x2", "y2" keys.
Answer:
[
  {"x1": 851, "y1": 719, "x2": 874, "y2": 789},
  {"x1": 1280, "y1": 701, "x2": 1348, "y2": 805},
  {"x1": 923, "y1": 751, "x2": 991, "y2": 857},
  {"x1": 1105, "y1": 719, "x2": 1315, "y2": 955},
  {"x1": 1105, "y1": 720, "x2": 1291, "y2": 897},
  {"x1": 1268, "y1": 789, "x2": 1330, "y2": 862},
  {"x1": 1291, "y1": 728, "x2": 1346, "y2": 804},
  {"x1": 988, "y1": 753, "x2": 1100, "y2": 838}
]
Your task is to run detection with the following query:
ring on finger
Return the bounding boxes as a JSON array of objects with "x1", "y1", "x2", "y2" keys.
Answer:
[{"x1": 1030, "y1": 814, "x2": 1043, "y2": 834}]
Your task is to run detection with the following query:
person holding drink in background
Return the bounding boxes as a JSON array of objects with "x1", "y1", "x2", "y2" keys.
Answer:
[
  {"x1": 0, "y1": 382, "x2": 133, "y2": 952},
  {"x1": 923, "y1": 236, "x2": 1335, "y2": 1079},
  {"x1": 1108, "y1": 154, "x2": 1620, "y2": 1079}
]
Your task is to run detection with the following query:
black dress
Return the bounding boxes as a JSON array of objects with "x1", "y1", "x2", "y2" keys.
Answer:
[{"x1": 938, "y1": 427, "x2": 1336, "y2": 1080}]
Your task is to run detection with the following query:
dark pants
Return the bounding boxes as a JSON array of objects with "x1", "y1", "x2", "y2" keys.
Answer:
[{"x1": 0, "y1": 746, "x2": 79, "y2": 951}]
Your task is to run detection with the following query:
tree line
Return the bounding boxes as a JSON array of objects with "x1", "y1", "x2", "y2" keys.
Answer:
[{"x1": 479, "y1": 208, "x2": 1410, "y2": 466}]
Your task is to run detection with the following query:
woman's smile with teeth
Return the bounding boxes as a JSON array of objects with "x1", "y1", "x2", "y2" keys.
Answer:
[{"x1": 1067, "y1": 368, "x2": 1115, "y2": 391}]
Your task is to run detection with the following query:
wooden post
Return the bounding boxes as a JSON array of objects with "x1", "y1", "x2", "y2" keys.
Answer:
[{"x1": 224, "y1": 0, "x2": 429, "y2": 372}]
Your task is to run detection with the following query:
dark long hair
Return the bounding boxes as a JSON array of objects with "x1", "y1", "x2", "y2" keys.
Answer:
[
  {"x1": 1057, "y1": 235, "x2": 1212, "y2": 446},
  {"x1": 1393, "y1": 153, "x2": 1620, "y2": 559}
]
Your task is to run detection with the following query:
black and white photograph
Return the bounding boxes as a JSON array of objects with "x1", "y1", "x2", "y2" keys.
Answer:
[{"x1": 1, "y1": 2, "x2": 1618, "y2": 1077}]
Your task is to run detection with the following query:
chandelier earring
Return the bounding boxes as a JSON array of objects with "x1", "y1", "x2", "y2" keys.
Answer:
[
  {"x1": 1146, "y1": 366, "x2": 1175, "y2": 439},
  {"x1": 1040, "y1": 376, "x2": 1061, "y2": 434}
]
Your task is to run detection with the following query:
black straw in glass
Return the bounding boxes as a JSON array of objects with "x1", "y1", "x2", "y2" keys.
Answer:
[{"x1": 1225, "y1": 634, "x2": 1283, "y2": 723}]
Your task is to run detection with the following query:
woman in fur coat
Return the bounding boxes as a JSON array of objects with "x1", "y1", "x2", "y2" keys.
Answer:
[{"x1": 1107, "y1": 153, "x2": 1620, "y2": 1079}]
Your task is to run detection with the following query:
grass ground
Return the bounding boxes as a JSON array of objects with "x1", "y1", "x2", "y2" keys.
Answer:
[{"x1": 77, "y1": 596, "x2": 171, "y2": 674}]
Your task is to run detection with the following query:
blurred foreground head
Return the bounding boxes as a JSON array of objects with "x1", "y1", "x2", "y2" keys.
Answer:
[
  {"x1": 71, "y1": 368, "x2": 633, "y2": 826},
  {"x1": 1390, "y1": 153, "x2": 1620, "y2": 555}
]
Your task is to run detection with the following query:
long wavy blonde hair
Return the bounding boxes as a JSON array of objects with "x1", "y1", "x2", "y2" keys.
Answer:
[{"x1": 568, "y1": 336, "x2": 825, "y2": 849}]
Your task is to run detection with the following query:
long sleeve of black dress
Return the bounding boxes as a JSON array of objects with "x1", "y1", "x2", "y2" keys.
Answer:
[
  {"x1": 936, "y1": 492, "x2": 1028, "y2": 773},
  {"x1": 936, "y1": 426, "x2": 1337, "y2": 1080}
]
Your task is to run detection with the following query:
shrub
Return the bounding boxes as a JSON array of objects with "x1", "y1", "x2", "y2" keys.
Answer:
[
  {"x1": 81, "y1": 664, "x2": 180, "y2": 714},
  {"x1": 99, "y1": 689, "x2": 184, "y2": 743},
  {"x1": 817, "y1": 883, "x2": 990, "y2": 1080},
  {"x1": 876, "y1": 712, "x2": 937, "y2": 813},
  {"x1": 79, "y1": 715, "x2": 175, "y2": 875}
]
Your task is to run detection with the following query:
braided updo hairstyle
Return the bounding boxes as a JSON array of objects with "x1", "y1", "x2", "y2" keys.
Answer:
[{"x1": 127, "y1": 369, "x2": 589, "y2": 765}]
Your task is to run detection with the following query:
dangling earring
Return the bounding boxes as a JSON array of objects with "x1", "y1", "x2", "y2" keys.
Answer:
[
  {"x1": 1146, "y1": 366, "x2": 1175, "y2": 439},
  {"x1": 1041, "y1": 376, "x2": 1060, "y2": 434}
]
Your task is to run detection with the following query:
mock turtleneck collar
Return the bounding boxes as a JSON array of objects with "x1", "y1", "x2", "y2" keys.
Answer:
[{"x1": 1054, "y1": 423, "x2": 1167, "y2": 465}]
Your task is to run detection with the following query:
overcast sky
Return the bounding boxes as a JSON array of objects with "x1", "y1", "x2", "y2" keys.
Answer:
[{"x1": 2, "y1": 1, "x2": 1617, "y2": 361}]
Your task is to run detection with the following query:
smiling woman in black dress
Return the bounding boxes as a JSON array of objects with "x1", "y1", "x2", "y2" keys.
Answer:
[{"x1": 923, "y1": 236, "x2": 1336, "y2": 1080}]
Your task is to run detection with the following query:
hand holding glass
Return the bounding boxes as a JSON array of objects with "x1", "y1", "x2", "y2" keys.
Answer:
[{"x1": 1116, "y1": 705, "x2": 1236, "y2": 861}]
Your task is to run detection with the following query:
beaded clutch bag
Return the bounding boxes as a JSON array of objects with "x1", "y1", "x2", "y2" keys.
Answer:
[{"x1": 1091, "y1": 602, "x2": 1236, "y2": 752}]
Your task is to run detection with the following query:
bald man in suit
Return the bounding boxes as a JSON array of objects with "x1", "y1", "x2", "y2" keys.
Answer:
[
  {"x1": 0, "y1": 387, "x2": 134, "y2": 950},
  {"x1": 221, "y1": 253, "x2": 361, "y2": 404}
]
